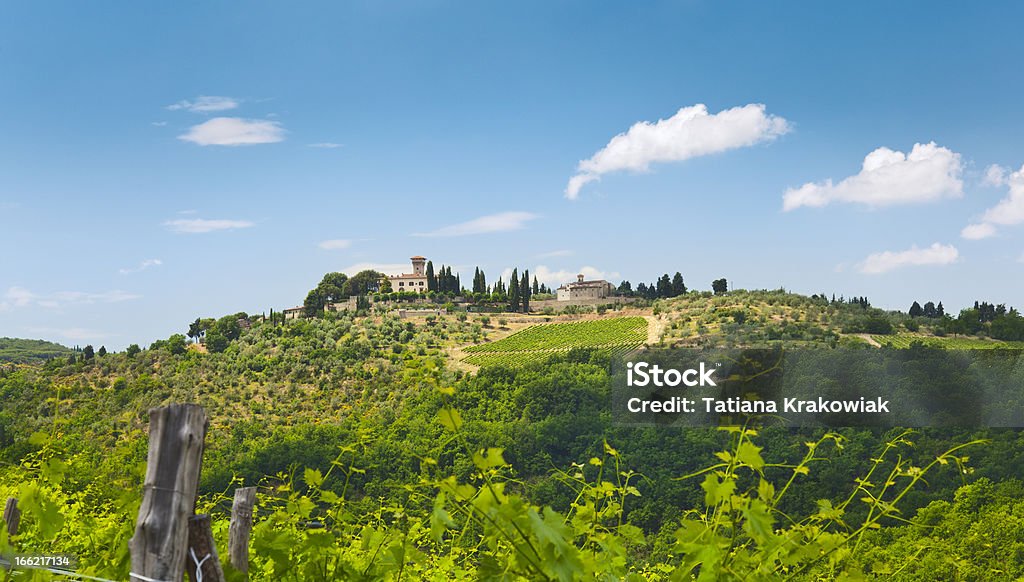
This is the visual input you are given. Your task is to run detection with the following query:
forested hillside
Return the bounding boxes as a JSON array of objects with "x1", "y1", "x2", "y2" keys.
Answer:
[
  {"x1": 0, "y1": 337, "x2": 71, "y2": 364},
  {"x1": 1, "y1": 290, "x2": 1023, "y2": 579}
]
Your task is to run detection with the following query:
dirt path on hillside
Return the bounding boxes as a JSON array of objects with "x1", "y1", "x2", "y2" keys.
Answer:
[
  {"x1": 855, "y1": 334, "x2": 882, "y2": 347},
  {"x1": 644, "y1": 315, "x2": 666, "y2": 346}
]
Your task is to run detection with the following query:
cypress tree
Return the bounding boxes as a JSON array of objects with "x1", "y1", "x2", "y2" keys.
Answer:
[
  {"x1": 508, "y1": 268, "x2": 520, "y2": 312},
  {"x1": 521, "y1": 269, "x2": 531, "y2": 313},
  {"x1": 426, "y1": 261, "x2": 436, "y2": 292},
  {"x1": 671, "y1": 272, "x2": 686, "y2": 297}
]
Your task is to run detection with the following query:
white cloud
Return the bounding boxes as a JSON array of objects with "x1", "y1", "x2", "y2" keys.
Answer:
[
  {"x1": 961, "y1": 223, "x2": 997, "y2": 240},
  {"x1": 178, "y1": 117, "x2": 285, "y2": 146},
  {"x1": 4, "y1": 286, "x2": 140, "y2": 310},
  {"x1": 167, "y1": 96, "x2": 239, "y2": 113},
  {"x1": 501, "y1": 265, "x2": 620, "y2": 288},
  {"x1": 961, "y1": 163, "x2": 1024, "y2": 239},
  {"x1": 119, "y1": 259, "x2": 163, "y2": 274},
  {"x1": 414, "y1": 211, "x2": 538, "y2": 237},
  {"x1": 318, "y1": 239, "x2": 352, "y2": 250},
  {"x1": 984, "y1": 164, "x2": 1008, "y2": 187},
  {"x1": 151, "y1": 121, "x2": 168, "y2": 127},
  {"x1": 340, "y1": 262, "x2": 411, "y2": 276},
  {"x1": 163, "y1": 218, "x2": 255, "y2": 234},
  {"x1": 783, "y1": 142, "x2": 963, "y2": 211},
  {"x1": 566, "y1": 103, "x2": 790, "y2": 199},
  {"x1": 536, "y1": 249, "x2": 574, "y2": 259},
  {"x1": 308, "y1": 142, "x2": 343, "y2": 149},
  {"x1": 858, "y1": 243, "x2": 959, "y2": 275}
]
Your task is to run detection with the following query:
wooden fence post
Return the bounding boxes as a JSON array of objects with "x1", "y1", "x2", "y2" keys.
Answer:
[
  {"x1": 186, "y1": 514, "x2": 225, "y2": 582},
  {"x1": 3, "y1": 497, "x2": 19, "y2": 537},
  {"x1": 229, "y1": 487, "x2": 256, "y2": 574},
  {"x1": 129, "y1": 404, "x2": 208, "y2": 582}
]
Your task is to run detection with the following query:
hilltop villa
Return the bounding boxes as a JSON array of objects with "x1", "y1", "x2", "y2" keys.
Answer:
[
  {"x1": 388, "y1": 256, "x2": 429, "y2": 292},
  {"x1": 557, "y1": 274, "x2": 615, "y2": 301}
]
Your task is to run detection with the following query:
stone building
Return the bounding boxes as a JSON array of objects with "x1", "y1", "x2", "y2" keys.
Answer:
[
  {"x1": 556, "y1": 274, "x2": 615, "y2": 301},
  {"x1": 388, "y1": 256, "x2": 429, "y2": 292}
]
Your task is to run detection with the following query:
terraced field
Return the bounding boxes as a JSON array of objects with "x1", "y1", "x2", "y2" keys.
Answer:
[
  {"x1": 463, "y1": 317, "x2": 648, "y2": 367},
  {"x1": 872, "y1": 334, "x2": 1024, "y2": 349}
]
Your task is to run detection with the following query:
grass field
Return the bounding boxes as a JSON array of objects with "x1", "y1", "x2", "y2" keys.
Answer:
[
  {"x1": 872, "y1": 333, "x2": 1024, "y2": 349},
  {"x1": 463, "y1": 316, "x2": 647, "y2": 367}
]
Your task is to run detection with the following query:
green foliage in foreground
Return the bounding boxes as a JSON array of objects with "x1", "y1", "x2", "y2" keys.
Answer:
[
  {"x1": 0, "y1": 338, "x2": 71, "y2": 364},
  {"x1": 1, "y1": 405, "x2": 1007, "y2": 581}
]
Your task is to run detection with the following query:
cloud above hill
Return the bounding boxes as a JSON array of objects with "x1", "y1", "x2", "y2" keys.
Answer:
[
  {"x1": 163, "y1": 218, "x2": 255, "y2": 234},
  {"x1": 178, "y1": 117, "x2": 285, "y2": 146},
  {"x1": 1, "y1": 286, "x2": 140, "y2": 311},
  {"x1": 961, "y1": 163, "x2": 1024, "y2": 239},
  {"x1": 414, "y1": 211, "x2": 538, "y2": 237},
  {"x1": 566, "y1": 103, "x2": 790, "y2": 200},
  {"x1": 783, "y1": 142, "x2": 963, "y2": 211},
  {"x1": 858, "y1": 242, "x2": 959, "y2": 274},
  {"x1": 167, "y1": 96, "x2": 240, "y2": 113}
]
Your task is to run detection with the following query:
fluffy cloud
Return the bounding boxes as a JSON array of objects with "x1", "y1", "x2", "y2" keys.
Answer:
[
  {"x1": 178, "y1": 117, "x2": 285, "y2": 146},
  {"x1": 566, "y1": 103, "x2": 790, "y2": 200},
  {"x1": 783, "y1": 142, "x2": 963, "y2": 211},
  {"x1": 961, "y1": 163, "x2": 1024, "y2": 239},
  {"x1": 318, "y1": 239, "x2": 352, "y2": 250},
  {"x1": 308, "y1": 142, "x2": 343, "y2": 149},
  {"x1": 2, "y1": 286, "x2": 140, "y2": 310},
  {"x1": 163, "y1": 218, "x2": 255, "y2": 234},
  {"x1": 167, "y1": 96, "x2": 239, "y2": 112},
  {"x1": 119, "y1": 259, "x2": 162, "y2": 274},
  {"x1": 961, "y1": 223, "x2": 997, "y2": 240},
  {"x1": 414, "y1": 211, "x2": 538, "y2": 237},
  {"x1": 858, "y1": 243, "x2": 959, "y2": 275}
]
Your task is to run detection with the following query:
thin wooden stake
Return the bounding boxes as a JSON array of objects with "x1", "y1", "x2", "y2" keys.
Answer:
[
  {"x1": 3, "y1": 497, "x2": 19, "y2": 537},
  {"x1": 186, "y1": 514, "x2": 225, "y2": 582},
  {"x1": 228, "y1": 487, "x2": 257, "y2": 574},
  {"x1": 129, "y1": 404, "x2": 208, "y2": 582}
]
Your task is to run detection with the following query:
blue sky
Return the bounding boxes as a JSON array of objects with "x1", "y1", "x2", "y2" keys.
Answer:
[{"x1": 2, "y1": 1, "x2": 1023, "y2": 349}]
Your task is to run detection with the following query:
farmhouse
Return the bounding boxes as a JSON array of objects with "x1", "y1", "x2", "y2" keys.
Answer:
[
  {"x1": 557, "y1": 274, "x2": 615, "y2": 301},
  {"x1": 388, "y1": 256, "x2": 429, "y2": 292}
]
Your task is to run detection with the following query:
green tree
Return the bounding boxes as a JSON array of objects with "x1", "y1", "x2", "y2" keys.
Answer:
[
  {"x1": 508, "y1": 268, "x2": 520, "y2": 312},
  {"x1": 712, "y1": 278, "x2": 728, "y2": 295},
  {"x1": 167, "y1": 334, "x2": 187, "y2": 355},
  {"x1": 671, "y1": 272, "x2": 686, "y2": 296},
  {"x1": 343, "y1": 270, "x2": 384, "y2": 296},
  {"x1": 97, "y1": 346, "x2": 107, "y2": 357},
  {"x1": 426, "y1": 261, "x2": 436, "y2": 292},
  {"x1": 83, "y1": 345, "x2": 94, "y2": 360},
  {"x1": 205, "y1": 330, "x2": 229, "y2": 353},
  {"x1": 520, "y1": 269, "x2": 531, "y2": 313},
  {"x1": 909, "y1": 301, "x2": 924, "y2": 317},
  {"x1": 187, "y1": 318, "x2": 203, "y2": 343},
  {"x1": 125, "y1": 344, "x2": 141, "y2": 358}
]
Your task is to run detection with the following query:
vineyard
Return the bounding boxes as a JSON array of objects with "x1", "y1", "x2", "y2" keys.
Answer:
[
  {"x1": 872, "y1": 333, "x2": 1024, "y2": 350},
  {"x1": 463, "y1": 316, "x2": 648, "y2": 367}
]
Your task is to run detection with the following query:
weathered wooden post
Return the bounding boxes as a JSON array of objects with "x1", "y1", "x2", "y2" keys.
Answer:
[
  {"x1": 228, "y1": 487, "x2": 256, "y2": 574},
  {"x1": 129, "y1": 404, "x2": 208, "y2": 582},
  {"x1": 3, "y1": 497, "x2": 19, "y2": 537},
  {"x1": 186, "y1": 515, "x2": 225, "y2": 582}
]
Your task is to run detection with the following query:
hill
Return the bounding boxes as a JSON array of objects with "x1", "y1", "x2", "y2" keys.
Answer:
[
  {"x1": 1, "y1": 290, "x2": 1023, "y2": 579},
  {"x1": 0, "y1": 336, "x2": 72, "y2": 363}
]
